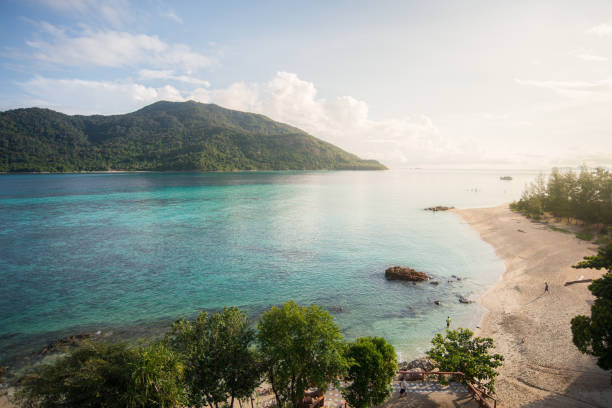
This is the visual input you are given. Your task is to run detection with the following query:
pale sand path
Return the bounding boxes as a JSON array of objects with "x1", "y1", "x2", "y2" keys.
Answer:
[{"x1": 455, "y1": 204, "x2": 612, "y2": 407}]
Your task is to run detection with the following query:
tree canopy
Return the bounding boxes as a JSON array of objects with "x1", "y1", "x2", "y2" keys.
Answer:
[
  {"x1": 571, "y1": 274, "x2": 612, "y2": 377},
  {"x1": 257, "y1": 301, "x2": 347, "y2": 408},
  {"x1": 427, "y1": 328, "x2": 504, "y2": 394},
  {"x1": 15, "y1": 341, "x2": 185, "y2": 408},
  {"x1": 573, "y1": 240, "x2": 612, "y2": 273},
  {"x1": 165, "y1": 307, "x2": 260, "y2": 408},
  {"x1": 342, "y1": 337, "x2": 397, "y2": 408},
  {"x1": 511, "y1": 167, "x2": 612, "y2": 225}
]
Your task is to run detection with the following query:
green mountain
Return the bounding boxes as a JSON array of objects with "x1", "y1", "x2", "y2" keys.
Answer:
[{"x1": 0, "y1": 101, "x2": 386, "y2": 172}]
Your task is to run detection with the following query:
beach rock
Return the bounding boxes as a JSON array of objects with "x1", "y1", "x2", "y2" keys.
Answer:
[
  {"x1": 458, "y1": 295, "x2": 473, "y2": 304},
  {"x1": 433, "y1": 300, "x2": 441, "y2": 306},
  {"x1": 402, "y1": 368, "x2": 425, "y2": 380},
  {"x1": 425, "y1": 206, "x2": 455, "y2": 212},
  {"x1": 385, "y1": 266, "x2": 429, "y2": 282},
  {"x1": 327, "y1": 305, "x2": 345, "y2": 313},
  {"x1": 401, "y1": 357, "x2": 435, "y2": 372},
  {"x1": 39, "y1": 334, "x2": 91, "y2": 355},
  {"x1": 430, "y1": 281, "x2": 439, "y2": 285},
  {"x1": 15, "y1": 373, "x2": 39, "y2": 386}
]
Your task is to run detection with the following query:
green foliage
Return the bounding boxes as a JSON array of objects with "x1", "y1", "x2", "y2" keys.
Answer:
[
  {"x1": 15, "y1": 341, "x2": 185, "y2": 408},
  {"x1": 342, "y1": 337, "x2": 397, "y2": 408},
  {"x1": 426, "y1": 328, "x2": 504, "y2": 394},
  {"x1": 165, "y1": 307, "x2": 260, "y2": 408},
  {"x1": 0, "y1": 101, "x2": 386, "y2": 172},
  {"x1": 574, "y1": 241, "x2": 612, "y2": 273},
  {"x1": 512, "y1": 166, "x2": 612, "y2": 225},
  {"x1": 571, "y1": 274, "x2": 612, "y2": 375},
  {"x1": 257, "y1": 301, "x2": 347, "y2": 408},
  {"x1": 576, "y1": 232, "x2": 594, "y2": 241},
  {"x1": 548, "y1": 225, "x2": 572, "y2": 234}
]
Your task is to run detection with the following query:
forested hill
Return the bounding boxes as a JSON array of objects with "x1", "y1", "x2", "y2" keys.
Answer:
[{"x1": 0, "y1": 101, "x2": 387, "y2": 172}]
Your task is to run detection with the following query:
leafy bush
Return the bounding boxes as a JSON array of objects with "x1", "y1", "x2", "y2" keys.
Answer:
[
  {"x1": 427, "y1": 328, "x2": 504, "y2": 394},
  {"x1": 342, "y1": 337, "x2": 397, "y2": 408}
]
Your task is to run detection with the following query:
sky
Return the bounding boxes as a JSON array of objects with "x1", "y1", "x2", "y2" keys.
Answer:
[{"x1": 1, "y1": 0, "x2": 612, "y2": 169}]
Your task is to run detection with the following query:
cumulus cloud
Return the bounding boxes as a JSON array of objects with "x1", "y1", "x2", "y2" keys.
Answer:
[
  {"x1": 586, "y1": 23, "x2": 612, "y2": 36},
  {"x1": 26, "y1": 22, "x2": 214, "y2": 72},
  {"x1": 21, "y1": 76, "x2": 183, "y2": 114},
  {"x1": 138, "y1": 69, "x2": 210, "y2": 86}
]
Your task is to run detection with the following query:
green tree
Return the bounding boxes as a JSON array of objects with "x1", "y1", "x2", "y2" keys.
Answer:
[
  {"x1": 130, "y1": 342, "x2": 186, "y2": 408},
  {"x1": 257, "y1": 301, "x2": 347, "y2": 408},
  {"x1": 165, "y1": 307, "x2": 260, "y2": 408},
  {"x1": 427, "y1": 329, "x2": 504, "y2": 394},
  {"x1": 571, "y1": 274, "x2": 612, "y2": 378},
  {"x1": 342, "y1": 337, "x2": 397, "y2": 408},
  {"x1": 573, "y1": 241, "x2": 612, "y2": 273},
  {"x1": 15, "y1": 341, "x2": 185, "y2": 408}
]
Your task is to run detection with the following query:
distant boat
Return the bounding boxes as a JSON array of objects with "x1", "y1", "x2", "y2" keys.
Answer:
[{"x1": 500, "y1": 176, "x2": 512, "y2": 180}]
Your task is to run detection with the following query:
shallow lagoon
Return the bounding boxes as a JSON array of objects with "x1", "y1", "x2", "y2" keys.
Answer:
[{"x1": 0, "y1": 169, "x2": 536, "y2": 363}]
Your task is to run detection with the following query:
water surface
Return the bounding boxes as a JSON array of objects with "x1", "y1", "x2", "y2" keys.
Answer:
[{"x1": 0, "y1": 170, "x2": 535, "y2": 363}]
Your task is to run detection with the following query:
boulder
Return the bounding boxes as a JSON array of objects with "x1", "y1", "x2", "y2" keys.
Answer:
[
  {"x1": 402, "y1": 368, "x2": 424, "y2": 381},
  {"x1": 458, "y1": 295, "x2": 473, "y2": 304},
  {"x1": 425, "y1": 206, "x2": 455, "y2": 212},
  {"x1": 401, "y1": 357, "x2": 436, "y2": 372},
  {"x1": 39, "y1": 334, "x2": 92, "y2": 355},
  {"x1": 434, "y1": 300, "x2": 441, "y2": 306},
  {"x1": 385, "y1": 266, "x2": 429, "y2": 282},
  {"x1": 430, "y1": 281, "x2": 439, "y2": 285}
]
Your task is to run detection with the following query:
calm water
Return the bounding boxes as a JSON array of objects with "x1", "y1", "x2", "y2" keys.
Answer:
[{"x1": 0, "y1": 170, "x2": 536, "y2": 364}]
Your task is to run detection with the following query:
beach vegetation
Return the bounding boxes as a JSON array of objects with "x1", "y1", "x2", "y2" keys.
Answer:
[
  {"x1": 341, "y1": 336, "x2": 397, "y2": 408},
  {"x1": 257, "y1": 301, "x2": 347, "y2": 408},
  {"x1": 575, "y1": 232, "x2": 594, "y2": 241},
  {"x1": 511, "y1": 167, "x2": 612, "y2": 226},
  {"x1": 570, "y1": 274, "x2": 612, "y2": 379},
  {"x1": 574, "y1": 240, "x2": 612, "y2": 273},
  {"x1": 165, "y1": 307, "x2": 260, "y2": 408},
  {"x1": 426, "y1": 328, "x2": 504, "y2": 394},
  {"x1": 15, "y1": 341, "x2": 186, "y2": 408}
]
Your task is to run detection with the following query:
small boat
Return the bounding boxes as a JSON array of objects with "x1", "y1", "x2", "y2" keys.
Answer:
[{"x1": 500, "y1": 176, "x2": 512, "y2": 180}]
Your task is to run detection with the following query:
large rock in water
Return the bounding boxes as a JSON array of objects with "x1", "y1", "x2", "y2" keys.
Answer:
[{"x1": 385, "y1": 266, "x2": 430, "y2": 281}]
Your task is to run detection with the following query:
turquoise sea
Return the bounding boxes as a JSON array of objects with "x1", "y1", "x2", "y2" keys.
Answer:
[{"x1": 0, "y1": 170, "x2": 537, "y2": 366}]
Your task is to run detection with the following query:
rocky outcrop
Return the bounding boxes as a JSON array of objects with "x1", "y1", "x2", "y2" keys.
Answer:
[
  {"x1": 39, "y1": 334, "x2": 92, "y2": 355},
  {"x1": 425, "y1": 206, "x2": 455, "y2": 212},
  {"x1": 458, "y1": 295, "x2": 473, "y2": 304},
  {"x1": 385, "y1": 266, "x2": 430, "y2": 281},
  {"x1": 399, "y1": 357, "x2": 436, "y2": 372}
]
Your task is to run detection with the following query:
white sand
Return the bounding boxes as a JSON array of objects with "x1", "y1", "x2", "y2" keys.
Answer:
[{"x1": 455, "y1": 204, "x2": 612, "y2": 407}]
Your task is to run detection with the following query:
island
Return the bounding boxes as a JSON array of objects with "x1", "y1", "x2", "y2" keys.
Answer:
[{"x1": 0, "y1": 101, "x2": 386, "y2": 173}]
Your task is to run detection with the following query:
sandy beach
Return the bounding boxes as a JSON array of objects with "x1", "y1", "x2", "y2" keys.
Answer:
[{"x1": 455, "y1": 204, "x2": 612, "y2": 407}]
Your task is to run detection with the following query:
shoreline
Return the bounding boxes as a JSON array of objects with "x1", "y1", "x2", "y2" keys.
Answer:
[{"x1": 455, "y1": 204, "x2": 612, "y2": 407}]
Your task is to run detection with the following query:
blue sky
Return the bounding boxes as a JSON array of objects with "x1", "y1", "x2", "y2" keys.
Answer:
[{"x1": 1, "y1": 0, "x2": 612, "y2": 168}]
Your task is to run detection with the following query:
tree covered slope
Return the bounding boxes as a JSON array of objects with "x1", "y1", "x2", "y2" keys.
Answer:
[{"x1": 0, "y1": 101, "x2": 386, "y2": 172}]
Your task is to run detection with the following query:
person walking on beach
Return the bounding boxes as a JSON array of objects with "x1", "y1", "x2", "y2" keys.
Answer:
[
  {"x1": 446, "y1": 316, "x2": 451, "y2": 328},
  {"x1": 544, "y1": 281, "x2": 549, "y2": 294},
  {"x1": 400, "y1": 378, "x2": 408, "y2": 397}
]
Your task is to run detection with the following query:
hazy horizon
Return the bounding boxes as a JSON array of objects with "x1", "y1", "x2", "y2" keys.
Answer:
[{"x1": 2, "y1": 1, "x2": 612, "y2": 169}]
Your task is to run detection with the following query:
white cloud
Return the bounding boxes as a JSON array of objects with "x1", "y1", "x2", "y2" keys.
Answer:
[
  {"x1": 26, "y1": 23, "x2": 214, "y2": 72},
  {"x1": 160, "y1": 10, "x2": 183, "y2": 24},
  {"x1": 573, "y1": 53, "x2": 608, "y2": 62},
  {"x1": 138, "y1": 69, "x2": 210, "y2": 86},
  {"x1": 37, "y1": 0, "x2": 131, "y2": 27},
  {"x1": 515, "y1": 78, "x2": 612, "y2": 101},
  {"x1": 20, "y1": 76, "x2": 183, "y2": 114},
  {"x1": 586, "y1": 23, "x2": 612, "y2": 36}
]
